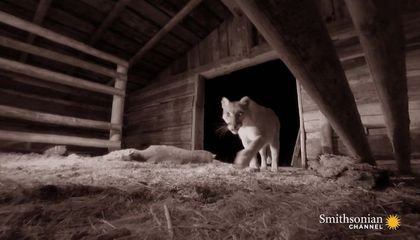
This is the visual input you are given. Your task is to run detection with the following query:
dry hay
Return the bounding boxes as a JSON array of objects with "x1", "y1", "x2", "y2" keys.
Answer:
[{"x1": 0, "y1": 151, "x2": 419, "y2": 240}]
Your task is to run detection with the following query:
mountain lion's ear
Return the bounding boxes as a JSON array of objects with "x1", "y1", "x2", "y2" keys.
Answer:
[
  {"x1": 239, "y1": 96, "x2": 250, "y2": 106},
  {"x1": 221, "y1": 97, "x2": 230, "y2": 108}
]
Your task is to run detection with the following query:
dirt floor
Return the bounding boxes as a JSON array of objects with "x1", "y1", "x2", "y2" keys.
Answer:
[{"x1": 0, "y1": 148, "x2": 419, "y2": 240}]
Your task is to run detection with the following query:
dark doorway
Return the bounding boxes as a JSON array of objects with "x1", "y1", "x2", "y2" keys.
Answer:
[{"x1": 203, "y1": 59, "x2": 299, "y2": 166}]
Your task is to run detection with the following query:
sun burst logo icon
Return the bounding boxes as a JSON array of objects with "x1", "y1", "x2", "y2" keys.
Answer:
[{"x1": 385, "y1": 215, "x2": 401, "y2": 230}]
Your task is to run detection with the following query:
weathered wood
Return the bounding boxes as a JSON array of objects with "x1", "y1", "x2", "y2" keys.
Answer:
[
  {"x1": 0, "y1": 130, "x2": 119, "y2": 148},
  {"x1": 0, "y1": 11, "x2": 128, "y2": 67},
  {"x1": 0, "y1": 57, "x2": 124, "y2": 96},
  {"x1": 109, "y1": 66, "x2": 127, "y2": 149},
  {"x1": 345, "y1": 0, "x2": 411, "y2": 173},
  {"x1": 129, "y1": 0, "x2": 203, "y2": 67},
  {"x1": 20, "y1": 0, "x2": 52, "y2": 62},
  {"x1": 233, "y1": 0, "x2": 374, "y2": 163},
  {"x1": 0, "y1": 104, "x2": 119, "y2": 131},
  {"x1": 0, "y1": 35, "x2": 117, "y2": 78},
  {"x1": 192, "y1": 75, "x2": 205, "y2": 150}
]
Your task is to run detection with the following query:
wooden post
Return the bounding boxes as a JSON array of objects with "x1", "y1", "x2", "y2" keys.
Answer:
[
  {"x1": 192, "y1": 75, "x2": 205, "y2": 150},
  {"x1": 233, "y1": 0, "x2": 374, "y2": 164},
  {"x1": 296, "y1": 80, "x2": 307, "y2": 168},
  {"x1": 345, "y1": 0, "x2": 411, "y2": 173},
  {"x1": 109, "y1": 65, "x2": 128, "y2": 150}
]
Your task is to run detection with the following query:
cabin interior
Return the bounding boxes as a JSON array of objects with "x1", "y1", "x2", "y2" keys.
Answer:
[{"x1": 0, "y1": 0, "x2": 420, "y2": 239}]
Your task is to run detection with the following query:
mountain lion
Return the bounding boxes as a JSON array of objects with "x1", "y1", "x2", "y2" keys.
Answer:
[{"x1": 221, "y1": 96, "x2": 280, "y2": 171}]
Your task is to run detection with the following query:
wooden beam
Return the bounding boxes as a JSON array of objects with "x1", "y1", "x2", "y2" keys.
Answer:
[
  {"x1": 192, "y1": 75, "x2": 205, "y2": 150},
  {"x1": 129, "y1": 0, "x2": 203, "y2": 68},
  {"x1": 0, "y1": 130, "x2": 120, "y2": 148},
  {"x1": 0, "y1": 11, "x2": 128, "y2": 67},
  {"x1": 0, "y1": 104, "x2": 119, "y2": 131},
  {"x1": 20, "y1": 0, "x2": 52, "y2": 62},
  {"x1": 220, "y1": 0, "x2": 242, "y2": 17},
  {"x1": 0, "y1": 57, "x2": 124, "y2": 96},
  {"x1": 0, "y1": 35, "x2": 117, "y2": 78},
  {"x1": 89, "y1": 0, "x2": 132, "y2": 45},
  {"x1": 345, "y1": 0, "x2": 411, "y2": 173},
  {"x1": 109, "y1": 65, "x2": 128, "y2": 150},
  {"x1": 233, "y1": 0, "x2": 374, "y2": 164}
]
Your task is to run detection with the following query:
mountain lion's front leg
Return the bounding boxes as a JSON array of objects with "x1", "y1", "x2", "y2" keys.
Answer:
[{"x1": 235, "y1": 136, "x2": 266, "y2": 169}]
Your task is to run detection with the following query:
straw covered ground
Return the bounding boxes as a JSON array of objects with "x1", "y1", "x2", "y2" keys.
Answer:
[{"x1": 0, "y1": 147, "x2": 419, "y2": 240}]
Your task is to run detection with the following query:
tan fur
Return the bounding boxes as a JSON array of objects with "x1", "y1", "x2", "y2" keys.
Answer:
[{"x1": 221, "y1": 96, "x2": 280, "y2": 171}]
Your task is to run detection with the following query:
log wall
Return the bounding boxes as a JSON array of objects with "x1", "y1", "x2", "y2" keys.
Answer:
[{"x1": 0, "y1": 11, "x2": 127, "y2": 154}]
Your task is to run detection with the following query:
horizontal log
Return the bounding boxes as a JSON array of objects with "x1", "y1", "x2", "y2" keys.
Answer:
[
  {"x1": 0, "y1": 35, "x2": 117, "y2": 78},
  {"x1": 0, "y1": 104, "x2": 119, "y2": 130},
  {"x1": 0, "y1": 70, "x2": 111, "y2": 105},
  {"x1": 0, "y1": 57, "x2": 124, "y2": 96},
  {"x1": 0, "y1": 88, "x2": 108, "y2": 113},
  {"x1": 0, "y1": 11, "x2": 128, "y2": 67},
  {"x1": 0, "y1": 130, "x2": 120, "y2": 148}
]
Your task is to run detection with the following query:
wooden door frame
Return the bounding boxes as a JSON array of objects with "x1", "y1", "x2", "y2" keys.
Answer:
[{"x1": 192, "y1": 63, "x2": 307, "y2": 167}]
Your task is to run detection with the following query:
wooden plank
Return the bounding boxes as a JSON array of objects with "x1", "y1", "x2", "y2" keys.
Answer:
[
  {"x1": 345, "y1": 0, "x2": 411, "y2": 173},
  {"x1": 0, "y1": 104, "x2": 119, "y2": 131},
  {"x1": 0, "y1": 130, "x2": 119, "y2": 148},
  {"x1": 0, "y1": 57, "x2": 124, "y2": 96},
  {"x1": 127, "y1": 96, "x2": 193, "y2": 122},
  {"x1": 127, "y1": 111, "x2": 192, "y2": 133},
  {"x1": 109, "y1": 65, "x2": 127, "y2": 149},
  {"x1": 0, "y1": 11, "x2": 128, "y2": 67},
  {"x1": 129, "y1": 0, "x2": 203, "y2": 67},
  {"x1": 234, "y1": 0, "x2": 373, "y2": 163},
  {"x1": 20, "y1": 0, "x2": 52, "y2": 62},
  {"x1": 192, "y1": 75, "x2": 205, "y2": 150},
  {"x1": 0, "y1": 35, "x2": 117, "y2": 78}
]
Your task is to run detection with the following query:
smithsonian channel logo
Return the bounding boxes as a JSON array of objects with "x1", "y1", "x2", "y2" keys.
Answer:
[{"x1": 319, "y1": 214, "x2": 401, "y2": 230}]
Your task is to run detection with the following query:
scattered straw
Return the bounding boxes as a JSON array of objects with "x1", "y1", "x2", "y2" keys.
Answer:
[{"x1": 164, "y1": 204, "x2": 174, "y2": 239}]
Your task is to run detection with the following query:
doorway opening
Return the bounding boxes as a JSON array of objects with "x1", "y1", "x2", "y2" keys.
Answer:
[{"x1": 203, "y1": 60, "x2": 299, "y2": 166}]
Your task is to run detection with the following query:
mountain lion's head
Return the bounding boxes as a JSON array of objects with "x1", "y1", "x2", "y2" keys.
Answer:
[{"x1": 221, "y1": 96, "x2": 250, "y2": 134}]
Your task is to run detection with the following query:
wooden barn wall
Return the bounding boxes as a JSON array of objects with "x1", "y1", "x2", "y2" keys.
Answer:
[
  {"x1": 125, "y1": 1, "x2": 420, "y2": 163},
  {"x1": 124, "y1": 75, "x2": 195, "y2": 150},
  {"x1": 0, "y1": 71, "x2": 113, "y2": 154}
]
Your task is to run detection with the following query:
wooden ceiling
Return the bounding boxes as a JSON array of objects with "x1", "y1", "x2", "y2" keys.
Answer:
[{"x1": 0, "y1": 0, "x2": 232, "y2": 90}]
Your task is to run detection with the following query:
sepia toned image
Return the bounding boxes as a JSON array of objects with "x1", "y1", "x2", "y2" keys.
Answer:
[{"x1": 0, "y1": 0, "x2": 419, "y2": 239}]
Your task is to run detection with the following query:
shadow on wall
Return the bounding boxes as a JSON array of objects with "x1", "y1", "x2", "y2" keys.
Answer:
[{"x1": 204, "y1": 60, "x2": 299, "y2": 166}]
